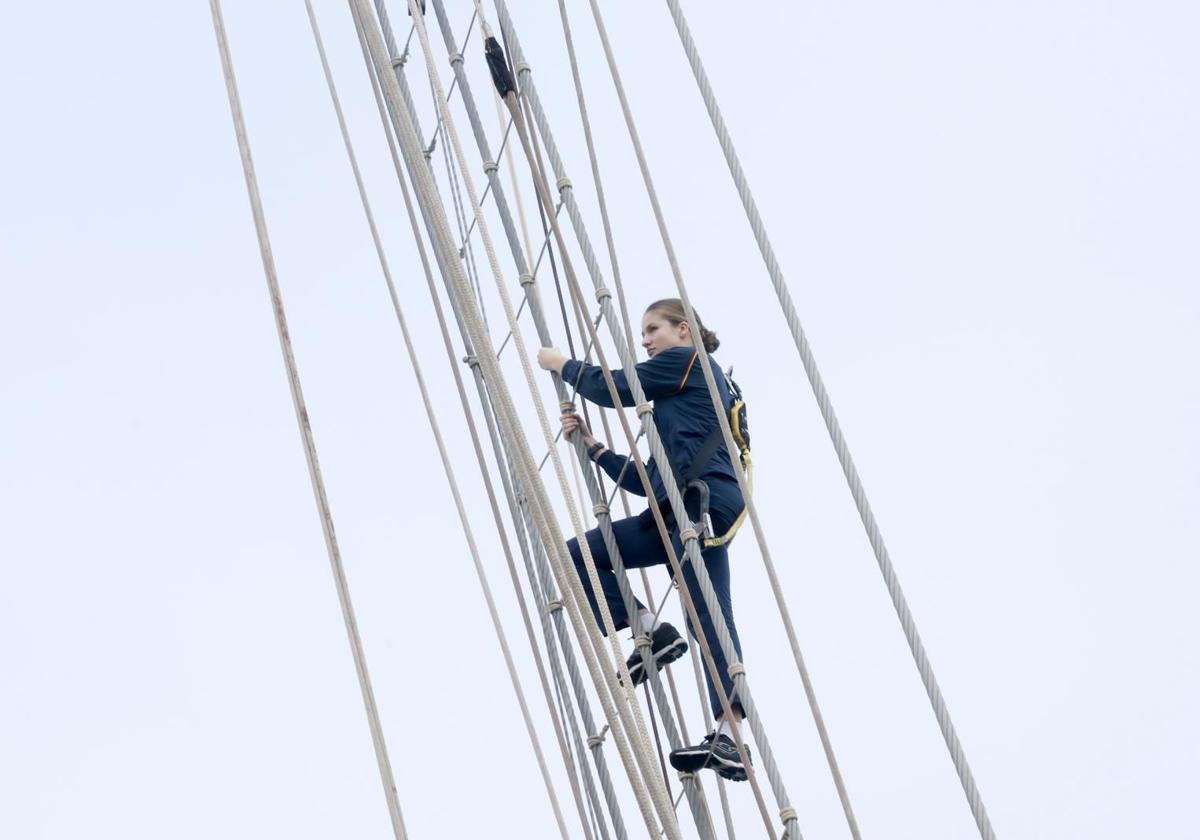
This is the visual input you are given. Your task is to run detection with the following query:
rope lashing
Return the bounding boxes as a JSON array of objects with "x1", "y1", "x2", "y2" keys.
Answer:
[
  {"x1": 482, "y1": 160, "x2": 498, "y2": 174},
  {"x1": 560, "y1": 400, "x2": 575, "y2": 413},
  {"x1": 679, "y1": 527, "x2": 698, "y2": 543},
  {"x1": 594, "y1": 286, "x2": 612, "y2": 304},
  {"x1": 547, "y1": 599, "x2": 564, "y2": 613},
  {"x1": 728, "y1": 663, "x2": 745, "y2": 679},
  {"x1": 463, "y1": 354, "x2": 480, "y2": 369},
  {"x1": 519, "y1": 272, "x2": 535, "y2": 287},
  {"x1": 448, "y1": 51, "x2": 463, "y2": 65},
  {"x1": 587, "y1": 724, "x2": 610, "y2": 749},
  {"x1": 635, "y1": 403, "x2": 652, "y2": 419},
  {"x1": 592, "y1": 502, "x2": 610, "y2": 517},
  {"x1": 556, "y1": 176, "x2": 572, "y2": 193},
  {"x1": 779, "y1": 809, "x2": 797, "y2": 823},
  {"x1": 391, "y1": 54, "x2": 407, "y2": 69},
  {"x1": 634, "y1": 635, "x2": 653, "y2": 650}
]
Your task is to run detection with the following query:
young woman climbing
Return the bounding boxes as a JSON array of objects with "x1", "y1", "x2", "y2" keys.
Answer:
[{"x1": 536, "y1": 298, "x2": 750, "y2": 781}]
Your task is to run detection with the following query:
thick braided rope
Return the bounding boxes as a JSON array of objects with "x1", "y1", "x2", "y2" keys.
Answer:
[
  {"x1": 371, "y1": 3, "x2": 626, "y2": 835},
  {"x1": 405, "y1": 7, "x2": 683, "y2": 833},
  {"x1": 492, "y1": 17, "x2": 781, "y2": 839},
  {"x1": 351, "y1": 4, "x2": 662, "y2": 835},
  {"x1": 503, "y1": 45, "x2": 722, "y2": 839},
  {"x1": 494, "y1": 1, "x2": 801, "y2": 835},
  {"x1": 321, "y1": 4, "x2": 588, "y2": 835},
  {"x1": 425, "y1": 3, "x2": 719, "y2": 836},
  {"x1": 368, "y1": 16, "x2": 649, "y2": 840},
  {"x1": 390, "y1": 3, "x2": 679, "y2": 833},
  {"x1": 207, "y1": 2, "x2": 406, "y2": 836},
  {"x1": 661, "y1": 4, "x2": 997, "y2": 838}
]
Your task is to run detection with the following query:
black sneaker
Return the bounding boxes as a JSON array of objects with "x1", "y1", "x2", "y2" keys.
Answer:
[
  {"x1": 623, "y1": 622, "x2": 688, "y2": 686},
  {"x1": 668, "y1": 733, "x2": 752, "y2": 782}
]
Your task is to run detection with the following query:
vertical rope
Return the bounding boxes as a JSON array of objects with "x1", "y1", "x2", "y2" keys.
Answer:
[{"x1": 206, "y1": 2, "x2": 406, "y2": 836}]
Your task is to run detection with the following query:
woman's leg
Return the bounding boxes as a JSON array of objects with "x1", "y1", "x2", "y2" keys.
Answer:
[
  {"x1": 566, "y1": 514, "x2": 670, "y2": 635},
  {"x1": 679, "y1": 542, "x2": 744, "y2": 721}
]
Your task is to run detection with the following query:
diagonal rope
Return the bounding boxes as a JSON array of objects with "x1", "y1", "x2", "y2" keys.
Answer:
[
  {"x1": 371, "y1": 5, "x2": 631, "y2": 837},
  {"x1": 403, "y1": 6, "x2": 682, "y2": 833},
  {"x1": 314, "y1": 4, "x2": 575, "y2": 837},
  {"x1": 662, "y1": 5, "x2": 997, "y2": 838},
  {"x1": 355, "y1": 3, "x2": 675, "y2": 834},
  {"x1": 206, "y1": 2, "x2": 407, "y2": 836}
]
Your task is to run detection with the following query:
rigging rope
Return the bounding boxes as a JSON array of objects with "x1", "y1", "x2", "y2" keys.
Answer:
[
  {"x1": 312, "y1": 4, "x2": 585, "y2": 836},
  {"x1": 355, "y1": 2, "x2": 676, "y2": 834},
  {"x1": 207, "y1": 1, "x2": 406, "y2": 836},
  {"x1": 660, "y1": 4, "x2": 997, "y2": 837}
]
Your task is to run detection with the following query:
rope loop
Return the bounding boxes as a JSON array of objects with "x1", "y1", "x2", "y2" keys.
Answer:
[
  {"x1": 586, "y1": 723, "x2": 610, "y2": 749},
  {"x1": 594, "y1": 286, "x2": 612, "y2": 304},
  {"x1": 727, "y1": 662, "x2": 746, "y2": 679},
  {"x1": 555, "y1": 176, "x2": 572, "y2": 193},
  {"x1": 779, "y1": 808, "x2": 798, "y2": 823},
  {"x1": 592, "y1": 502, "x2": 610, "y2": 517},
  {"x1": 482, "y1": 160, "x2": 498, "y2": 175},
  {"x1": 635, "y1": 402, "x2": 653, "y2": 419},
  {"x1": 518, "y1": 273, "x2": 535, "y2": 288},
  {"x1": 448, "y1": 51, "x2": 464, "y2": 66}
]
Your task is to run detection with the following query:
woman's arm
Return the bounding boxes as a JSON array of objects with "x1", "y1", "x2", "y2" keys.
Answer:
[
  {"x1": 558, "y1": 411, "x2": 647, "y2": 496},
  {"x1": 538, "y1": 346, "x2": 699, "y2": 408}
]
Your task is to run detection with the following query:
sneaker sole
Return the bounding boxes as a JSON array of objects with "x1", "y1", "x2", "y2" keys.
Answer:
[{"x1": 627, "y1": 637, "x2": 689, "y2": 687}]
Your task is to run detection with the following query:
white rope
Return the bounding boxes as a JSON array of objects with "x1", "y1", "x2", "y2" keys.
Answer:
[
  {"x1": 406, "y1": 5, "x2": 682, "y2": 833},
  {"x1": 206, "y1": 2, "x2": 406, "y2": 836},
  {"x1": 353, "y1": 2, "x2": 672, "y2": 834},
  {"x1": 313, "y1": 4, "x2": 586, "y2": 837},
  {"x1": 493, "y1": 2, "x2": 801, "y2": 834},
  {"x1": 662, "y1": 4, "x2": 998, "y2": 837}
]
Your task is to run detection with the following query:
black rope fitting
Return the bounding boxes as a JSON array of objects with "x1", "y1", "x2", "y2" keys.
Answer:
[{"x1": 485, "y1": 36, "x2": 517, "y2": 98}]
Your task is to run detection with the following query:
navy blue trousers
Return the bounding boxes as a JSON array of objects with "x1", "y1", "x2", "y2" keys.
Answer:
[{"x1": 567, "y1": 508, "x2": 744, "y2": 720}]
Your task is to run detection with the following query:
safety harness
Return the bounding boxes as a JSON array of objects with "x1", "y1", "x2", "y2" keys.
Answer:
[{"x1": 677, "y1": 366, "x2": 752, "y2": 548}]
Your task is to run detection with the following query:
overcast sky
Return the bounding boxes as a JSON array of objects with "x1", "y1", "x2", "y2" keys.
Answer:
[{"x1": 2, "y1": 1, "x2": 1197, "y2": 838}]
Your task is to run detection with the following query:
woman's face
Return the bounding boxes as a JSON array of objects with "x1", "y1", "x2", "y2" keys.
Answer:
[{"x1": 641, "y1": 310, "x2": 690, "y2": 358}]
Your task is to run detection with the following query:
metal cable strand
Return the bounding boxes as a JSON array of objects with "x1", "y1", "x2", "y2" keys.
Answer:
[
  {"x1": 661, "y1": 4, "x2": 996, "y2": 837},
  {"x1": 361, "y1": 6, "x2": 625, "y2": 835},
  {"x1": 426, "y1": 4, "x2": 724, "y2": 837},
  {"x1": 357, "y1": 3, "x2": 674, "y2": 833},
  {"x1": 207, "y1": 2, "x2": 406, "y2": 836},
  {"x1": 491, "y1": 29, "x2": 780, "y2": 840},
  {"x1": 319, "y1": 5, "x2": 574, "y2": 837},
  {"x1": 405, "y1": 5, "x2": 685, "y2": 831},
  {"x1": 492, "y1": 2, "x2": 802, "y2": 835}
]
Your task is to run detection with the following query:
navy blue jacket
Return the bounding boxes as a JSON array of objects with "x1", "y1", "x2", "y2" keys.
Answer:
[{"x1": 561, "y1": 346, "x2": 744, "y2": 527}]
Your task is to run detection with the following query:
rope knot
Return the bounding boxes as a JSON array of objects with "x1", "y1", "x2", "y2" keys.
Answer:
[
  {"x1": 634, "y1": 634, "x2": 653, "y2": 650},
  {"x1": 482, "y1": 160, "x2": 498, "y2": 175},
  {"x1": 594, "y1": 286, "x2": 612, "y2": 304},
  {"x1": 779, "y1": 808, "x2": 798, "y2": 823},
  {"x1": 679, "y1": 527, "x2": 698, "y2": 543},
  {"x1": 727, "y1": 662, "x2": 746, "y2": 679},
  {"x1": 635, "y1": 403, "x2": 652, "y2": 419},
  {"x1": 391, "y1": 54, "x2": 408, "y2": 70},
  {"x1": 462, "y1": 355, "x2": 480, "y2": 369},
  {"x1": 592, "y1": 502, "x2": 610, "y2": 517},
  {"x1": 677, "y1": 771, "x2": 695, "y2": 781},
  {"x1": 555, "y1": 176, "x2": 572, "y2": 193},
  {"x1": 559, "y1": 401, "x2": 575, "y2": 413},
  {"x1": 518, "y1": 273, "x2": 535, "y2": 287},
  {"x1": 586, "y1": 724, "x2": 609, "y2": 748},
  {"x1": 515, "y1": 60, "x2": 531, "y2": 76},
  {"x1": 546, "y1": 599, "x2": 563, "y2": 614},
  {"x1": 448, "y1": 51, "x2": 464, "y2": 66}
]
